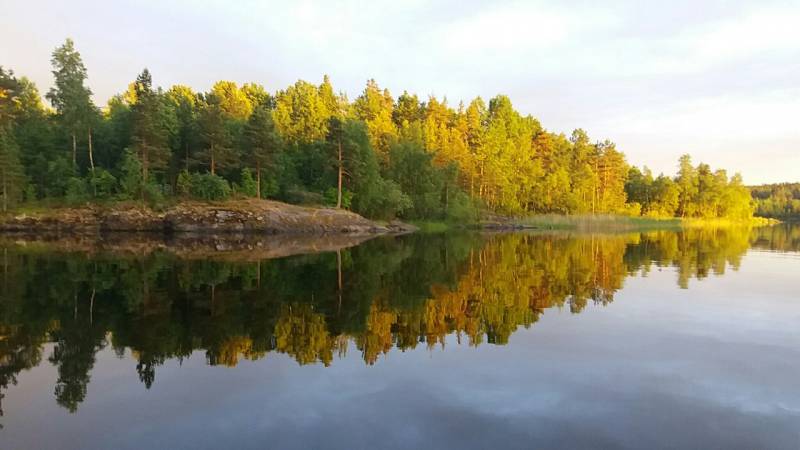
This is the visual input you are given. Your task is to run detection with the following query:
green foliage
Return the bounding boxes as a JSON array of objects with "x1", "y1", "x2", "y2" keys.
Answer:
[
  {"x1": 239, "y1": 168, "x2": 258, "y2": 197},
  {"x1": 65, "y1": 177, "x2": 89, "y2": 204},
  {"x1": 89, "y1": 168, "x2": 117, "y2": 198},
  {"x1": 45, "y1": 38, "x2": 94, "y2": 141},
  {"x1": 243, "y1": 105, "x2": 282, "y2": 167},
  {"x1": 324, "y1": 187, "x2": 352, "y2": 208},
  {"x1": 0, "y1": 41, "x2": 763, "y2": 222},
  {"x1": 445, "y1": 190, "x2": 478, "y2": 222},
  {"x1": 0, "y1": 125, "x2": 26, "y2": 210},
  {"x1": 751, "y1": 183, "x2": 800, "y2": 220},
  {"x1": 130, "y1": 68, "x2": 177, "y2": 179},
  {"x1": 189, "y1": 173, "x2": 231, "y2": 201},
  {"x1": 333, "y1": 120, "x2": 411, "y2": 219},
  {"x1": 386, "y1": 140, "x2": 444, "y2": 219},
  {"x1": 628, "y1": 154, "x2": 754, "y2": 220},
  {"x1": 142, "y1": 181, "x2": 165, "y2": 205},
  {"x1": 44, "y1": 157, "x2": 75, "y2": 197},
  {"x1": 117, "y1": 149, "x2": 144, "y2": 199},
  {"x1": 176, "y1": 170, "x2": 192, "y2": 197}
]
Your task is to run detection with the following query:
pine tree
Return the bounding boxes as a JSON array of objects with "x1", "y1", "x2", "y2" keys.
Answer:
[
  {"x1": 198, "y1": 93, "x2": 235, "y2": 175},
  {"x1": 46, "y1": 39, "x2": 95, "y2": 171},
  {"x1": 130, "y1": 69, "x2": 175, "y2": 181},
  {"x1": 243, "y1": 105, "x2": 282, "y2": 198},
  {"x1": 0, "y1": 126, "x2": 25, "y2": 211}
]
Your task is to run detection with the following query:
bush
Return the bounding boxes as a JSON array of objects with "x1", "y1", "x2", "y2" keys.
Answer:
[
  {"x1": 353, "y1": 178, "x2": 412, "y2": 219},
  {"x1": 89, "y1": 168, "x2": 117, "y2": 199},
  {"x1": 45, "y1": 157, "x2": 75, "y2": 197},
  {"x1": 24, "y1": 185, "x2": 38, "y2": 202},
  {"x1": 239, "y1": 168, "x2": 258, "y2": 197},
  {"x1": 283, "y1": 188, "x2": 325, "y2": 205},
  {"x1": 143, "y1": 182, "x2": 166, "y2": 205},
  {"x1": 65, "y1": 177, "x2": 89, "y2": 204},
  {"x1": 324, "y1": 187, "x2": 353, "y2": 208},
  {"x1": 189, "y1": 173, "x2": 231, "y2": 201},
  {"x1": 445, "y1": 191, "x2": 478, "y2": 222},
  {"x1": 176, "y1": 170, "x2": 192, "y2": 197},
  {"x1": 259, "y1": 172, "x2": 279, "y2": 199},
  {"x1": 117, "y1": 150, "x2": 143, "y2": 200}
]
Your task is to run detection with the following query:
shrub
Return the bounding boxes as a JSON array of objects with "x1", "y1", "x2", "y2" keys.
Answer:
[
  {"x1": 23, "y1": 185, "x2": 38, "y2": 202},
  {"x1": 239, "y1": 168, "x2": 258, "y2": 197},
  {"x1": 117, "y1": 150, "x2": 143, "y2": 200},
  {"x1": 143, "y1": 182, "x2": 166, "y2": 206},
  {"x1": 353, "y1": 178, "x2": 412, "y2": 219},
  {"x1": 445, "y1": 191, "x2": 478, "y2": 222},
  {"x1": 189, "y1": 173, "x2": 231, "y2": 201},
  {"x1": 283, "y1": 188, "x2": 325, "y2": 205},
  {"x1": 176, "y1": 170, "x2": 192, "y2": 197},
  {"x1": 89, "y1": 168, "x2": 117, "y2": 199},
  {"x1": 324, "y1": 187, "x2": 353, "y2": 209},
  {"x1": 65, "y1": 177, "x2": 89, "y2": 204},
  {"x1": 259, "y1": 172, "x2": 279, "y2": 199}
]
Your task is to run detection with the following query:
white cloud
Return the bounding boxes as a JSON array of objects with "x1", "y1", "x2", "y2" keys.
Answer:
[{"x1": 599, "y1": 89, "x2": 800, "y2": 140}]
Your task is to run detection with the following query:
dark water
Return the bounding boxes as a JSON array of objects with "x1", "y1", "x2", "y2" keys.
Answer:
[{"x1": 1, "y1": 225, "x2": 799, "y2": 449}]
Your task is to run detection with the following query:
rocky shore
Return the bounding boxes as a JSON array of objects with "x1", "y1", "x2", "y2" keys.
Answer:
[
  {"x1": 0, "y1": 199, "x2": 416, "y2": 235},
  {"x1": 0, "y1": 232, "x2": 381, "y2": 261}
]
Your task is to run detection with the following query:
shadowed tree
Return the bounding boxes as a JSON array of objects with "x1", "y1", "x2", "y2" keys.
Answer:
[
  {"x1": 130, "y1": 69, "x2": 176, "y2": 182},
  {"x1": 243, "y1": 105, "x2": 283, "y2": 197},
  {"x1": 46, "y1": 39, "x2": 95, "y2": 171}
]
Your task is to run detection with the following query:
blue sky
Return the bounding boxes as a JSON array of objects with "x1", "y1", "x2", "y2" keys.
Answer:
[{"x1": 3, "y1": 0, "x2": 798, "y2": 183}]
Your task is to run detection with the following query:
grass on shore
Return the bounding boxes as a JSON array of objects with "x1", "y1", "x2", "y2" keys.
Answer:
[
  {"x1": 516, "y1": 214, "x2": 779, "y2": 231},
  {"x1": 413, "y1": 214, "x2": 780, "y2": 233},
  {"x1": 513, "y1": 214, "x2": 682, "y2": 231}
]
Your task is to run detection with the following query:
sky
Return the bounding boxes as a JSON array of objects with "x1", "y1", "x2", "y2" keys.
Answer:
[{"x1": 2, "y1": 0, "x2": 799, "y2": 184}]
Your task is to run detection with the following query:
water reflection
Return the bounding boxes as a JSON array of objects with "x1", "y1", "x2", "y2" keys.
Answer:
[{"x1": 0, "y1": 225, "x2": 797, "y2": 418}]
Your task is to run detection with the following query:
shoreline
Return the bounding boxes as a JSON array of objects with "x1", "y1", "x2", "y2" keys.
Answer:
[{"x1": 0, "y1": 199, "x2": 416, "y2": 236}]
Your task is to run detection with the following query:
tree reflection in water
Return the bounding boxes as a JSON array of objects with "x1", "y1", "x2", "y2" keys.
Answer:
[{"x1": 0, "y1": 225, "x2": 796, "y2": 416}]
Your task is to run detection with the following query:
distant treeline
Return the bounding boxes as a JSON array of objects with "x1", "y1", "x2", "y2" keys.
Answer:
[
  {"x1": 0, "y1": 38, "x2": 754, "y2": 220},
  {"x1": 750, "y1": 183, "x2": 800, "y2": 220}
]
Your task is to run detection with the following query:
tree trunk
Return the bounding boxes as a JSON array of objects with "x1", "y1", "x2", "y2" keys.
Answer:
[
  {"x1": 256, "y1": 162, "x2": 261, "y2": 199},
  {"x1": 72, "y1": 133, "x2": 77, "y2": 169},
  {"x1": 444, "y1": 182, "x2": 449, "y2": 212},
  {"x1": 141, "y1": 142, "x2": 148, "y2": 201},
  {"x1": 337, "y1": 249, "x2": 343, "y2": 314},
  {"x1": 3, "y1": 247, "x2": 7, "y2": 295},
  {"x1": 337, "y1": 139, "x2": 343, "y2": 208},
  {"x1": 1, "y1": 168, "x2": 6, "y2": 213},
  {"x1": 89, "y1": 289, "x2": 95, "y2": 325},
  {"x1": 210, "y1": 143, "x2": 216, "y2": 175},
  {"x1": 88, "y1": 127, "x2": 95, "y2": 172},
  {"x1": 141, "y1": 139, "x2": 149, "y2": 181}
]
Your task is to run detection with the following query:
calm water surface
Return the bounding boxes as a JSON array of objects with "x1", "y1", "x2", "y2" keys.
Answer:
[{"x1": 1, "y1": 225, "x2": 799, "y2": 449}]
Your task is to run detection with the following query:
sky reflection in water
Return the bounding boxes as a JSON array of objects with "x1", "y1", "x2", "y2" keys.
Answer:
[{"x1": 1, "y1": 225, "x2": 799, "y2": 449}]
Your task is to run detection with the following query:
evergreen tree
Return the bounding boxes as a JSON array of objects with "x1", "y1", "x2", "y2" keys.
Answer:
[
  {"x1": 197, "y1": 93, "x2": 235, "y2": 175},
  {"x1": 130, "y1": 69, "x2": 176, "y2": 182},
  {"x1": 0, "y1": 126, "x2": 25, "y2": 211},
  {"x1": 243, "y1": 105, "x2": 282, "y2": 197},
  {"x1": 46, "y1": 38, "x2": 95, "y2": 170}
]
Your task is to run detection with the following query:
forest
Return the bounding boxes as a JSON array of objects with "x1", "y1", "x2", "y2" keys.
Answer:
[
  {"x1": 0, "y1": 39, "x2": 756, "y2": 220},
  {"x1": 750, "y1": 183, "x2": 800, "y2": 220}
]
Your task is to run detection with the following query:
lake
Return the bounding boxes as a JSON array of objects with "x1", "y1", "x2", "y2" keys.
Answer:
[{"x1": 1, "y1": 225, "x2": 799, "y2": 449}]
